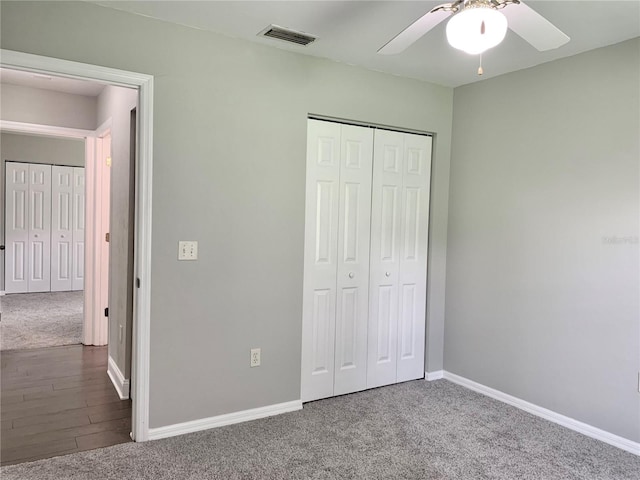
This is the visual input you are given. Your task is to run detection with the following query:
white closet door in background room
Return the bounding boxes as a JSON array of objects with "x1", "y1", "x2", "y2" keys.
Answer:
[
  {"x1": 396, "y1": 134, "x2": 431, "y2": 382},
  {"x1": 333, "y1": 125, "x2": 373, "y2": 396},
  {"x1": 72, "y1": 167, "x2": 85, "y2": 291},
  {"x1": 5, "y1": 162, "x2": 30, "y2": 294},
  {"x1": 28, "y1": 164, "x2": 52, "y2": 293},
  {"x1": 367, "y1": 129, "x2": 404, "y2": 388},
  {"x1": 51, "y1": 166, "x2": 74, "y2": 292},
  {"x1": 301, "y1": 120, "x2": 341, "y2": 402}
]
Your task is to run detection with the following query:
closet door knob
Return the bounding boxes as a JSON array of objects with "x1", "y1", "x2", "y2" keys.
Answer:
[
  {"x1": 34, "y1": 234, "x2": 38, "y2": 238},
  {"x1": 61, "y1": 235, "x2": 65, "y2": 238},
  {"x1": 348, "y1": 272, "x2": 355, "y2": 279},
  {"x1": 385, "y1": 272, "x2": 391, "y2": 277}
]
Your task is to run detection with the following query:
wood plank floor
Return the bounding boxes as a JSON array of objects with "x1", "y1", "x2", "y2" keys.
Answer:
[{"x1": 1, "y1": 345, "x2": 132, "y2": 466}]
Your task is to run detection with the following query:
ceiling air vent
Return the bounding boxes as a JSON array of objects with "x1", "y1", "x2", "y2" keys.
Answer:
[{"x1": 258, "y1": 24, "x2": 317, "y2": 46}]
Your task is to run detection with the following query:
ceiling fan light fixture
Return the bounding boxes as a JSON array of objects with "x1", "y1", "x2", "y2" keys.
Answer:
[{"x1": 446, "y1": 3, "x2": 508, "y2": 55}]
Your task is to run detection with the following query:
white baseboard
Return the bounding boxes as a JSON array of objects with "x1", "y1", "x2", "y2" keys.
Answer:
[
  {"x1": 443, "y1": 371, "x2": 640, "y2": 456},
  {"x1": 0, "y1": 290, "x2": 5, "y2": 296},
  {"x1": 148, "y1": 400, "x2": 302, "y2": 441},
  {"x1": 107, "y1": 355, "x2": 130, "y2": 400},
  {"x1": 425, "y1": 370, "x2": 444, "y2": 381}
]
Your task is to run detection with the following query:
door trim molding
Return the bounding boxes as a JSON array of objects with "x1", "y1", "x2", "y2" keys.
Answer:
[
  {"x1": 0, "y1": 49, "x2": 154, "y2": 442},
  {"x1": 2, "y1": 124, "x2": 101, "y2": 339},
  {"x1": 85, "y1": 128, "x2": 111, "y2": 346}
]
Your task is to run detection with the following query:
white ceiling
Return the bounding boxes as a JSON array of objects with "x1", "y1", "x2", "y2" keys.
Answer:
[
  {"x1": 0, "y1": 68, "x2": 106, "y2": 97},
  {"x1": 94, "y1": 1, "x2": 640, "y2": 87}
]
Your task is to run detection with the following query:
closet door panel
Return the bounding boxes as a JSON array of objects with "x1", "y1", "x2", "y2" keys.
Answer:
[
  {"x1": 51, "y1": 166, "x2": 74, "y2": 292},
  {"x1": 397, "y1": 134, "x2": 432, "y2": 382},
  {"x1": 28, "y1": 164, "x2": 52, "y2": 293},
  {"x1": 5, "y1": 162, "x2": 30, "y2": 294},
  {"x1": 334, "y1": 125, "x2": 373, "y2": 396},
  {"x1": 72, "y1": 167, "x2": 85, "y2": 291},
  {"x1": 367, "y1": 129, "x2": 404, "y2": 389},
  {"x1": 301, "y1": 120, "x2": 341, "y2": 402}
]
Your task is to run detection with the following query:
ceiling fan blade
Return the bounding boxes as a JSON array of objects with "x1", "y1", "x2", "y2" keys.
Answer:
[
  {"x1": 502, "y1": 1, "x2": 570, "y2": 51},
  {"x1": 378, "y1": 8, "x2": 452, "y2": 55}
]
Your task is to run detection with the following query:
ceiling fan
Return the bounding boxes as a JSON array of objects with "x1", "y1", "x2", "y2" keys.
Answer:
[{"x1": 378, "y1": 0, "x2": 570, "y2": 56}]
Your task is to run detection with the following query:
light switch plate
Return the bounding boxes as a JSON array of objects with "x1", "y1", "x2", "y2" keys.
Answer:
[{"x1": 178, "y1": 241, "x2": 198, "y2": 260}]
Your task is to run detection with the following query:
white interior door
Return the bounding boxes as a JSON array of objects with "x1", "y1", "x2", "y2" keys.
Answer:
[
  {"x1": 72, "y1": 167, "x2": 85, "y2": 291},
  {"x1": 301, "y1": 120, "x2": 341, "y2": 402},
  {"x1": 5, "y1": 162, "x2": 30, "y2": 294},
  {"x1": 367, "y1": 129, "x2": 404, "y2": 388},
  {"x1": 51, "y1": 166, "x2": 74, "y2": 292},
  {"x1": 396, "y1": 134, "x2": 431, "y2": 382},
  {"x1": 333, "y1": 125, "x2": 373, "y2": 396},
  {"x1": 28, "y1": 164, "x2": 52, "y2": 293},
  {"x1": 367, "y1": 130, "x2": 432, "y2": 387}
]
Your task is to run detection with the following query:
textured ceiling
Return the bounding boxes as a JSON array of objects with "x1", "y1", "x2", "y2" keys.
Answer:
[{"x1": 94, "y1": 1, "x2": 640, "y2": 87}]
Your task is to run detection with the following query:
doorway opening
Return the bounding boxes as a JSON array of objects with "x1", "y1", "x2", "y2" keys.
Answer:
[{"x1": 0, "y1": 51, "x2": 153, "y2": 463}]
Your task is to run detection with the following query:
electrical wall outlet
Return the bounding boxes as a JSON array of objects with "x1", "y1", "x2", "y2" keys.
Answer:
[
  {"x1": 250, "y1": 348, "x2": 261, "y2": 367},
  {"x1": 178, "y1": 241, "x2": 198, "y2": 260}
]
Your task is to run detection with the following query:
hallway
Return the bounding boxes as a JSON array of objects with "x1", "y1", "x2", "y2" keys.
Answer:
[{"x1": 1, "y1": 345, "x2": 131, "y2": 465}]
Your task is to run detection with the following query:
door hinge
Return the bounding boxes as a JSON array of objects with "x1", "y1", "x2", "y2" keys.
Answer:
[
  {"x1": 136, "y1": 278, "x2": 141, "y2": 288},
  {"x1": 105, "y1": 232, "x2": 110, "y2": 242},
  {"x1": 104, "y1": 307, "x2": 109, "y2": 317}
]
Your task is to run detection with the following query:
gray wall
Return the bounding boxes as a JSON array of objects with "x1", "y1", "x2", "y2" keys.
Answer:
[
  {"x1": 1, "y1": 132, "x2": 85, "y2": 291},
  {"x1": 446, "y1": 39, "x2": 639, "y2": 442},
  {"x1": 97, "y1": 85, "x2": 138, "y2": 380},
  {"x1": 1, "y1": 83, "x2": 97, "y2": 130},
  {"x1": 0, "y1": 1, "x2": 453, "y2": 428}
]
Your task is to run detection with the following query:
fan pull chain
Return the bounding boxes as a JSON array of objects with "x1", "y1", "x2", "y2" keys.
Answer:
[{"x1": 478, "y1": 54, "x2": 484, "y2": 76}]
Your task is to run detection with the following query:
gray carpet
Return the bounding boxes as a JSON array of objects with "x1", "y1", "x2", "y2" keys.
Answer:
[
  {"x1": 1, "y1": 380, "x2": 638, "y2": 479},
  {"x1": 0, "y1": 291, "x2": 83, "y2": 350}
]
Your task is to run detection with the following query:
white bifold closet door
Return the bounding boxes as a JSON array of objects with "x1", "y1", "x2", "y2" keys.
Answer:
[
  {"x1": 301, "y1": 120, "x2": 373, "y2": 402},
  {"x1": 367, "y1": 130, "x2": 432, "y2": 388},
  {"x1": 27, "y1": 164, "x2": 52, "y2": 293},
  {"x1": 51, "y1": 166, "x2": 74, "y2": 292},
  {"x1": 5, "y1": 162, "x2": 30, "y2": 294},
  {"x1": 301, "y1": 120, "x2": 432, "y2": 403},
  {"x1": 6, "y1": 163, "x2": 53, "y2": 293},
  {"x1": 5, "y1": 162, "x2": 84, "y2": 294},
  {"x1": 72, "y1": 167, "x2": 85, "y2": 291}
]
